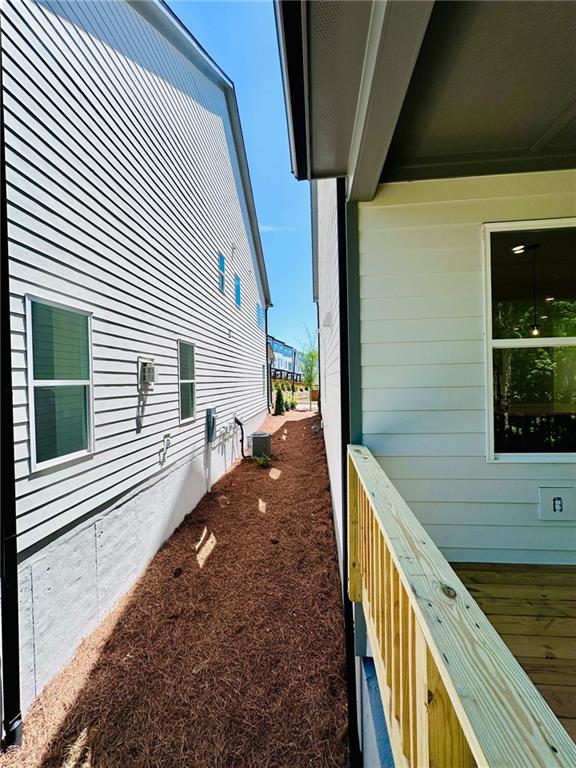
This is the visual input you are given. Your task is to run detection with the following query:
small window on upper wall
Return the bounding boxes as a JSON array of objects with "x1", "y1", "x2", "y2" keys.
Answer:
[
  {"x1": 27, "y1": 297, "x2": 93, "y2": 471},
  {"x1": 218, "y1": 253, "x2": 225, "y2": 293},
  {"x1": 485, "y1": 221, "x2": 576, "y2": 459},
  {"x1": 178, "y1": 341, "x2": 195, "y2": 422},
  {"x1": 234, "y1": 274, "x2": 241, "y2": 307}
]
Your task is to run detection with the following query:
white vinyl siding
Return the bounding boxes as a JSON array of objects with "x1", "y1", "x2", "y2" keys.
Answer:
[
  {"x1": 358, "y1": 170, "x2": 576, "y2": 564},
  {"x1": 4, "y1": 0, "x2": 268, "y2": 553},
  {"x1": 315, "y1": 179, "x2": 344, "y2": 572}
]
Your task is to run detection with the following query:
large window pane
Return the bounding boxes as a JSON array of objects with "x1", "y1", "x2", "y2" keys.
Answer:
[
  {"x1": 491, "y1": 227, "x2": 576, "y2": 339},
  {"x1": 493, "y1": 346, "x2": 576, "y2": 453},
  {"x1": 35, "y1": 386, "x2": 88, "y2": 463},
  {"x1": 180, "y1": 382, "x2": 194, "y2": 421},
  {"x1": 179, "y1": 342, "x2": 194, "y2": 380},
  {"x1": 32, "y1": 302, "x2": 89, "y2": 380}
]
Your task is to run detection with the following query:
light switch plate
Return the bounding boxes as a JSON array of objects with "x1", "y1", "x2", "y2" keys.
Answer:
[{"x1": 538, "y1": 487, "x2": 576, "y2": 521}]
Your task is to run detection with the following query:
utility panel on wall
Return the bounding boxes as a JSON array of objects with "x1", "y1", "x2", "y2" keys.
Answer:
[{"x1": 538, "y1": 486, "x2": 576, "y2": 521}]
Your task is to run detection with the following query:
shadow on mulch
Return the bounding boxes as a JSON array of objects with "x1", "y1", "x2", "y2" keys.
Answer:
[{"x1": 4, "y1": 411, "x2": 348, "y2": 768}]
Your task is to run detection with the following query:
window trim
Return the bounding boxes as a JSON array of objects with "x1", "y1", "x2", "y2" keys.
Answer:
[
  {"x1": 483, "y1": 218, "x2": 576, "y2": 463},
  {"x1": 177, "y1": 339, "x2": 196, "y2": 424},
  {"x1": 26, "y1": 295, "x2": 94, "y2": 473}
]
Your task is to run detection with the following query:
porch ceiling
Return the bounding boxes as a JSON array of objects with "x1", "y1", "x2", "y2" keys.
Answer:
[
  {"x1": 383, "y1": 1, "x2": 576, "y2": 181},
  {"x1": 276, "y1": 0, "x2": 576, "y2": 200}
]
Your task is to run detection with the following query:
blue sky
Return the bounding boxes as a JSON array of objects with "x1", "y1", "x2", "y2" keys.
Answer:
[{"x1": 167, "y1": 0, "x2": 315, "y2": 351}]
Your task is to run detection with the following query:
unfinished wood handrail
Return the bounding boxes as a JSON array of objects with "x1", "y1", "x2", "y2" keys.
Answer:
[{"x1": 348, "y1": 445, "x2": 576, "y2": 768}]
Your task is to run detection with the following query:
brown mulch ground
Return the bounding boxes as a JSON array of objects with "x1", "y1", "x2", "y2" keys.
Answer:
[{"x1": 2, "y1": 410, "x2": 348, "y2": 768}]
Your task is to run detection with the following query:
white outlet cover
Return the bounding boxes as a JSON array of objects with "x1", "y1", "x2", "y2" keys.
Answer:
[{"x1": 538, "y1": 487, "x2": 576, "y2": 521}]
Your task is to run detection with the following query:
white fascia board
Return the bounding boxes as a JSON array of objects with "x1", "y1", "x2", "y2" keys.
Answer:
[
  {"x1": 347, "y1": 0, "x2": 434, "y2": 202},
  {"x1": 129, "y1": 0, "x2": 272, "y2": 307}
]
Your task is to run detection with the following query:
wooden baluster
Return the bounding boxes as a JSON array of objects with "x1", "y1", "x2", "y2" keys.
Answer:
[
  {"x1": 376, "y1": 527, "x2": 384, "y2": 648},
  {"x1": 391, "y1": 564, "x2": 401, "y2": 721},
  {"x1": 384, "y1": 547, "x2": 393, "y2": 688},
  {"x1": 371, "y1": 514, "x2": 377, "y2": 623},
  {"x1": 408, "y1": 609, "x2": 418, "y2": 767},
  {"x1": 415, "y1": 624, "x2": 430, "y2": 767},
  {"x1": 360, "y1": 492, "x2": 365, "y2": 583},
  {"x1": 347, "y1": 459, "x2": 361, "y2": 602},
  {"x1": 378, "y1": 533, "x2": 387, "y2": 665},
  {"x1": 416, "y1": 625, "x2": 475, "y2": 768},
  {"x1": 400, "y1": 588, "x2": 411, "y2": 761}
]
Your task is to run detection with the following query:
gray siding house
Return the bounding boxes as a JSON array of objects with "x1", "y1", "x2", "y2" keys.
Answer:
[{"x1": 1, "y1": 0, "x2": 270, "y2": 743}]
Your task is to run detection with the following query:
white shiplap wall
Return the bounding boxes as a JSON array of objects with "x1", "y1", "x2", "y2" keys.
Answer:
[
  {"x1": 359, "y1": 170, "x2": 576, "y2": 564},
  {"x1": 4, "y1": 0, "x2": 269, "y2": 706},
  {"x1": 315, "y1": 179, "x2": 344, "y2": 571}
]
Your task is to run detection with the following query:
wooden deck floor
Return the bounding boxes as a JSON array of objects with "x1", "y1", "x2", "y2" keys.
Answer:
[{"x1": 452, "y1": 562, "x2": 576, "y2": 743}]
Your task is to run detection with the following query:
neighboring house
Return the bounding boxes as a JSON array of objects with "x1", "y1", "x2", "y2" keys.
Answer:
[
  {"x1": 277, "y1": 1, "x2": 576, "y2": 765},
  {"x1": 268, "y1": 334, "x2": 303, "y2": 382},
  {"x1": 0, "y1": 0, "x2": 271, "y2": 744}
]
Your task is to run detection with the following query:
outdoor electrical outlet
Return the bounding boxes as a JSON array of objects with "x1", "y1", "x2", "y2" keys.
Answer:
[{"x1": 538, "y1": 487, "x2": 576, "y2": 521}]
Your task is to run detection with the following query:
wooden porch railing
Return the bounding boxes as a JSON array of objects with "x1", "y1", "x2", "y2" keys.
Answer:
[{"x1": 348, "y1": 445, "x2": 576, "y2": 768}]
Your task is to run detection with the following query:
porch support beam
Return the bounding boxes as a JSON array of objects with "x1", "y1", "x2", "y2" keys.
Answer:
[{"x1": 347, "y1": 0, "x2": 434, "y2": 202}]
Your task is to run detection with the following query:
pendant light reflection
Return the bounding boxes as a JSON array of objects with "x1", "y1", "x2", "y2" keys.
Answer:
[{"x1": 512, "y1": 243, "x2": 541, "y2": 338}]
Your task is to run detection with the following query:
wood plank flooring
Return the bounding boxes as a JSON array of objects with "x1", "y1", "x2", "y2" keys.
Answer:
[{"x1": 452, "y1": 562, "x2": 576, "y2": 743}]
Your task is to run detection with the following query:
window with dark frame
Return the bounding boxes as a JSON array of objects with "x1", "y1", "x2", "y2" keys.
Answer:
[{"x1": 488, "y1": 224, "x2": 576, "y2": 456}]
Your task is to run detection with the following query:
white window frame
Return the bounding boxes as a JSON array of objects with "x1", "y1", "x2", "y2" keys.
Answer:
[
  {"x1": 177, "y1": 339, "x2": 196, "y2": 424},
  {"x1": 483, "y1": 217, "x2": 576, "y2": 463},
  {"x1": 26, "y1": 295, "x2": 94, "y2": 473}
]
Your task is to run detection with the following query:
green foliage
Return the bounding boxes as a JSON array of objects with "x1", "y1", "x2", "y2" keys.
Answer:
[
  {"x1": 274, "y1": 387, "x2": 286, "y2": 415},
  {"x1": 301, "y1": 329, "x2": 318, "y2": 391},
  {"x1": 254, "y1": 454, "x2": 271, "y2": 468}
]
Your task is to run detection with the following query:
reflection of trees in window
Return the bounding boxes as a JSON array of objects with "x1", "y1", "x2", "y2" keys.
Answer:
[
  {"x1": 494, "y1": 346, "x2": 576, "y2": 452},
  {"x1": 493, "y1": 299, "x2": 576, "y2": 340}
]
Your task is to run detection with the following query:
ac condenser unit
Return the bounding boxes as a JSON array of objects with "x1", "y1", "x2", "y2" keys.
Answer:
[{"x1": 251, "y1": 432, "x2": 271, "y2": 458}]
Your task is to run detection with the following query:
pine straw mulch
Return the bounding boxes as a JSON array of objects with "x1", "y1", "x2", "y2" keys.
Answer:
[{"x1": 3, "y1": 410, "x2": 348, "y2": 768}]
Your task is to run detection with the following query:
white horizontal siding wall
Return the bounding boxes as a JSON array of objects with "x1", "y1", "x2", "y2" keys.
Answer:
[
  {"x1": 359, "y1": 170, "x2": 576, "y2": 565},
  {"x1": 4, "y1": 0, "x2": 268, "y2": 706},
  {"x1": 316, "y1": 179, "x2": 344, "y2": 573}
]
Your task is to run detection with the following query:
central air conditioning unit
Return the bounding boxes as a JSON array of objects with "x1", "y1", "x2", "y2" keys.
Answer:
[{"x1": 251, "y1": 432, "x2": 271, "y2": 458}]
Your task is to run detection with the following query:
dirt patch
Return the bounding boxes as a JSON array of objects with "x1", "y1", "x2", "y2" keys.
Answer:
[{"x1": 3, "y1": 411, "x2": 348, "y2": 768}]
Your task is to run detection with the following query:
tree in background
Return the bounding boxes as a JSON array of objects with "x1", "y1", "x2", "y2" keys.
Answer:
[{"x1": 301, "y1": 330, "x2": 318, "y2": 411}]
